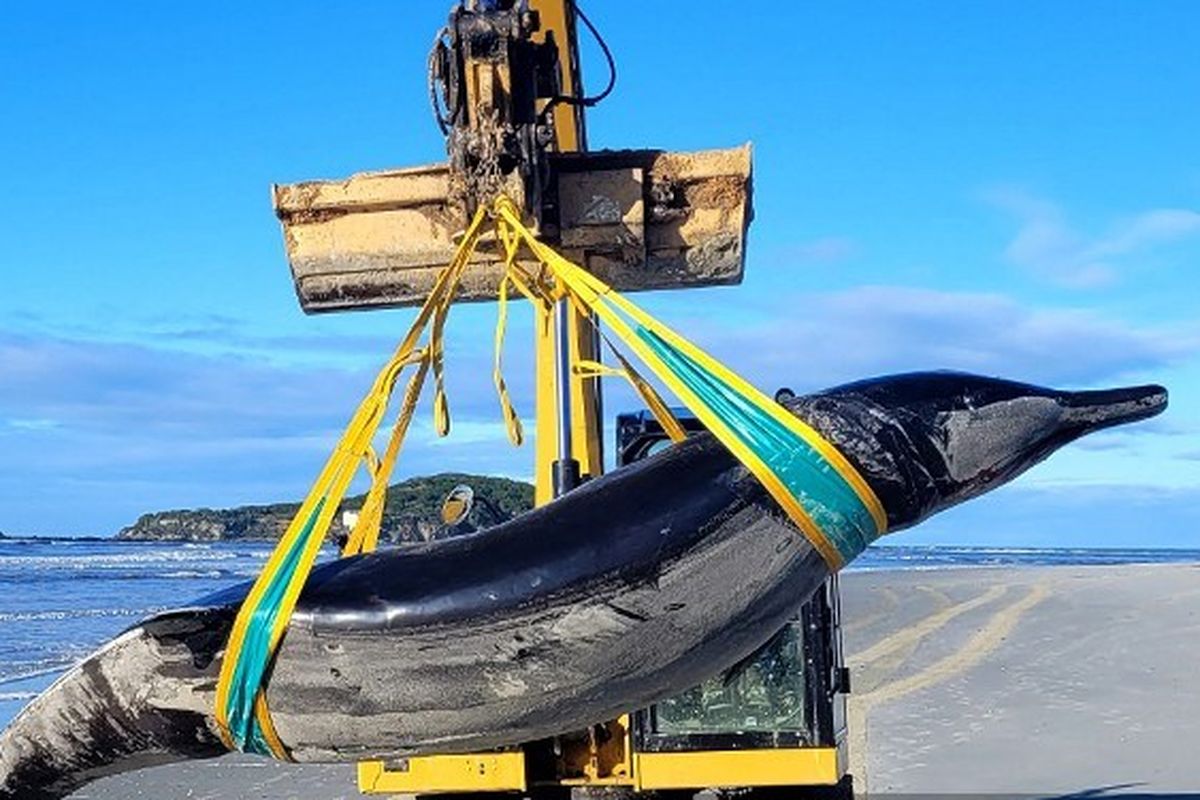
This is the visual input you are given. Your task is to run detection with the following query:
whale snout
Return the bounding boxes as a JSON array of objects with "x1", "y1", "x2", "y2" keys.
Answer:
[
  {"x1": 1061, "y1": 383, "x2": 1168, "y2": 432},
  {"x1": 931, "y1": 381, "x2": 1171, "y2": 512},
  {"x1": 803, "y1": 372, "x2": 1173, "y2": 533}
]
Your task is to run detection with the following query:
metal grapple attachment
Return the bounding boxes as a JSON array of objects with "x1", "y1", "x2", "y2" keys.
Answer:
[{"x1": 273, "y1": 144, "x2": 753, "y2": 312}]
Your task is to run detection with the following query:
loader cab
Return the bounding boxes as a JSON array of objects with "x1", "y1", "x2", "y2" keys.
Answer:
[{"x1": 616, "y1": 408, "x2": 853, "y2": 796}]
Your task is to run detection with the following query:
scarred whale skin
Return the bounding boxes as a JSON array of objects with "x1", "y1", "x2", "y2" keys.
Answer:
[{"x1": 0, "y1": 372, "x2": 1167, "y2": 798}]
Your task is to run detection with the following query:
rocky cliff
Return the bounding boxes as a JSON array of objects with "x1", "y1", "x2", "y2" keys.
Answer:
[{"x1": 116, "y1": 473, "x2": 533, "y2": 543}]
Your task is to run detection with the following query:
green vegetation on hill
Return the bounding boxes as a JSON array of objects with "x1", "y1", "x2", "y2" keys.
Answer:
[{"x1": 116, "y1": 473, "x2": 534, "y2": 543}]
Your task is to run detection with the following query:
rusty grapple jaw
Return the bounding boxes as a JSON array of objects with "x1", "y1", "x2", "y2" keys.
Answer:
[
  {"x1": 271, "y1": 2, "x2": 754, "y2": 314},
  {"x1": 430, "y1": 0, "x2": 562, "y2": 222}
]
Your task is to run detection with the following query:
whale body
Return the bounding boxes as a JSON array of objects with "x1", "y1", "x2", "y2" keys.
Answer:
[{"x1": 0, "y1": 372, "x2": 1167, "y2": 798}]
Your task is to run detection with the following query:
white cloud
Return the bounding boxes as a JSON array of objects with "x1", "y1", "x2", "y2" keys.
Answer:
[
  {"x1": 0, "y1": 329, "x2": 538, "y2": 534},
  {"x1": 3, "y1": 418, "x2": 61, "y2": 432},
  {"x1": 3, "y1": 283, "x2": 1195, "y2": 535},
  {"x1": 901, "y1": 482, "x2": 1200, "y2": 548},
  {"x1": 985, "y1": 188, "x2": 1200, "y2": 288},
  {"x1": 656, "y1": 285, "x2": 1197, "y2": 391}
]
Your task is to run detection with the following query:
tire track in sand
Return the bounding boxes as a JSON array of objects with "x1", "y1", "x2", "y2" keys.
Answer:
[
  {"x1": 846, "y1": 582, "x2": 1050, "y2": 797},
  {"x1": 850, "y1": 584, "x2": 1007, "y2": 692},
  {"x1": 844, "y1": 586, "x2": 902, "y2": 635}
]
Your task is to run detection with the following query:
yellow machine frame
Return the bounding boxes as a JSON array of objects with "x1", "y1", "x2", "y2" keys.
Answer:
[
  {"x1": 357, "y1": 1, "x2": 846, "y2": 796},
  {"x1": 360, "y1": 718, "x2": 844, "y2": 794},
  {"x1": 531, "y1": 0, "x2": 604, "y2": 505},
  {"x1": 360, "y1": 749, "x2": 843, "y2": 795}
]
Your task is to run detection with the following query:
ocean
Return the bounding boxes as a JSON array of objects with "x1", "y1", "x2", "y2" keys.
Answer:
[{"x1": 2, "y1": 537, "x2": 1199, "y2": 729}]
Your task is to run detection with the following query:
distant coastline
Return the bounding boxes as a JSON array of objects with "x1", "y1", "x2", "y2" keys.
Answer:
[{"x1": 0, "y1": 528, "x2": 113, "y2": 543}]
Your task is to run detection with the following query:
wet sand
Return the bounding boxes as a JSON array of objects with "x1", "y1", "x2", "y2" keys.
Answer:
[
  {"x1": 70, "y1": 563, "x2": 1200, "y2": 798},
  {"x1": 842, "y1": 564, "x2": 1200, "y2": 796}
]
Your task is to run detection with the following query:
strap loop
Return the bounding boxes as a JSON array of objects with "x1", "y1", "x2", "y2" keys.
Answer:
[{"x1": 493, "y1": 274, "x2": 525, "y2": 446}]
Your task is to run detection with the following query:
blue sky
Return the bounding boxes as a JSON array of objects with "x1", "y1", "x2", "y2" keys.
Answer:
[{"x1": 2, "y1": 1, "x2": 1198, "y2": 546}]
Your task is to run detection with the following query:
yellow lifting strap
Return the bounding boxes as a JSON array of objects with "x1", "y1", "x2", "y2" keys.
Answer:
[
  {"x1": 213, "y1": 207, "x2": 490, "y2": 758},
  {"x1": 489, "y1": 196, "x2": 887, "y2": 569},
  {"x1": 215, "y1": 194, "x2": 888, "y2": 761},
  {"x1": 574, "y1": 348, "x2": 688, "y2": 445}
]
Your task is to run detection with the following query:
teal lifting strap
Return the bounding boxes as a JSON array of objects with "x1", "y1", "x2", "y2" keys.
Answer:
[{"x1": 637, "y1": 328, "x2": 882, "y2": 564}]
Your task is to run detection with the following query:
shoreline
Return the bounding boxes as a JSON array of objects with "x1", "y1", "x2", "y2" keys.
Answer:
[
  {"x1": 7, "y1": 534, "x2": 1200, "y2": 559},
  {"x1": 51, "y1": 561, "x2": 1200, "y2": 798}
]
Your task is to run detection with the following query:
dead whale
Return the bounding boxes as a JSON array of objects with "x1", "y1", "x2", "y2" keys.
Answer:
[{"x1": 0, "y1": 372, "x2": 1167, "y2": 798}]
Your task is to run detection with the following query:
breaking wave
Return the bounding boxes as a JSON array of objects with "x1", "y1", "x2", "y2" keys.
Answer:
[
  {"x1": 0, "y1": 542, "x2": 276, "y2": 585},
  {"x1": 0, "y1": 607, "x2": 164, "y2": 623},
  {"x1": 0, "y1": 540, "x2": 280, "y2": 726}
]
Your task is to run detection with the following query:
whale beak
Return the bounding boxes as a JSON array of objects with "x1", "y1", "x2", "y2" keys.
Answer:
[{"x1": 1061, "y1": 383, "x2": 1168, "y2": 432}]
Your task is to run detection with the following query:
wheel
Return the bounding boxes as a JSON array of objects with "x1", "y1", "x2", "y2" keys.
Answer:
[{"x1": 732, "y1": 776, "x2": 855, "y2": 800}]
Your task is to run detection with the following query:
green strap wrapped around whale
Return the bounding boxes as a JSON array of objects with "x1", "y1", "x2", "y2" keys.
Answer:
[
  {"x1": 637, "y1": 326, "x2": 883, "y2": 565},
  {"x1": 498, "y1": 194, "x2": 889, "y2": 569},
  {"x1": 219, "y1": 499, "x2": 325, "y2": 756}
]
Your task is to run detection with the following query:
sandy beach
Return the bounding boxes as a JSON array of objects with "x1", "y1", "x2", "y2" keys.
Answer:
[
  {"x1": 68, "y1": 563, "x2": 1200, "y2": 799},
  {"x1": 842, "y1": 563, "x2": 1200, "y2": 796}
]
